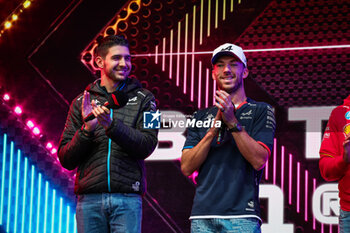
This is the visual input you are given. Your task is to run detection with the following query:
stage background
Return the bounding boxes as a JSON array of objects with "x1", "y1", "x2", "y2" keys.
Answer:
[{"x1": 0, "y1": 0, "x2": 349, "y2": 232}]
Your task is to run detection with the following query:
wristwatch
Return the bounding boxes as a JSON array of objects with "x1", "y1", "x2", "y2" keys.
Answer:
[{"x1": 228, "y1": 122, "x2": 242, "y2": 132}]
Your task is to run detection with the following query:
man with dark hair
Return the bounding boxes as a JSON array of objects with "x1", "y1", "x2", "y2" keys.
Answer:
[
  {"x1": 319, "y1": 95, "x2": 350, "y2": 233},
  {"x1": 58, "y1": 35, "x2": 158, "y2": 233},
  {"x1": 181, "y1": 43, "x2": 275, "y2": 233},
  {"x1": 95, "y1": 35, "x2": 129, "y2": 58}
]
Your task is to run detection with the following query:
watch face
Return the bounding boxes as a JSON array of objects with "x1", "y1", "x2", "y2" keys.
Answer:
[
  {"x1": 228, "y1": 123, "x2": 242, "y2": 132},
  {"x1": 236, "y1": 123, "x2": 242, "y2": 131}
]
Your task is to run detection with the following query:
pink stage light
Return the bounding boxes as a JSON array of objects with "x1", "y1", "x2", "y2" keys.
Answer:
[
  {"x1": 50, "y1": 148, "x2": 57, "y2": 154},
  {"x1": 46, "y1": 142, "x2": 53, "y2": 149},
  {"x1": 305, "y1": 170, "x2": 309, "y2": 221},
  {"x1": 281, "y1": 146, "x2": 285, "y2": 191},
  {"x1": 198, "y1": 61, "x2": 202, "y2": 109},
  {"x1": 273, "y1": 138, "x2": 277, "y2": 185},
  {"x1": 3, "y1": 93, "x2": 10, "y2": 101},
  {"x1": 205, "y1": 68, "x2": 209, "y2": 108},
  {"x1": 26, "y1": 120, "x2": 35, "y2": 129},
  {"x1": 32, "y1": 127, "x2": 40, "y2": 135},
  {"x1": 297, "y1": 162, "x2": 301, "y2": 213},
  {"x1": 289, "y1": 153, "x2": 293, "y2": 205},
  {"x1": 321, "y1": 223, "x2": 324, "y2": 233},
  {"x1": 313, "y1": 178, "x2": 317, "y2": 230},
  {"x1": 14, "y1": 106, "x2": 22, "y2": 115}
]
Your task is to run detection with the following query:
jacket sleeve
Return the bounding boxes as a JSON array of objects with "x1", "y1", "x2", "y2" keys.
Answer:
[
  {"x1": 319, "y1": 107, "x2": 348, "y2": 181},
  {"x1": 105, "y1": 93, "x2": 158, "y2": 159},
  {"x1": 58, "y1": 96, "x2": 95, "y2": 170}
]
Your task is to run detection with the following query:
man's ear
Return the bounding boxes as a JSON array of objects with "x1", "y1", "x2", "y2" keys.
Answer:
[
  {"x1": 95, "y1": 56, "x2": 104, "y2": 69},
  {"x1": 243, "y1": 67, "x2": 249, "y2": 79}
]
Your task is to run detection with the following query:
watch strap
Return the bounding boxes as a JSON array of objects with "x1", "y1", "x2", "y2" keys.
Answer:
[{"x1": 228, "y1": 122, "x2": 242, "y2": 132}]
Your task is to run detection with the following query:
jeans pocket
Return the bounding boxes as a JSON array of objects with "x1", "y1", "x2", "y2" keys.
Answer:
[{"x1": 122, "y1": 193, "x2": 142, "y2": 209}]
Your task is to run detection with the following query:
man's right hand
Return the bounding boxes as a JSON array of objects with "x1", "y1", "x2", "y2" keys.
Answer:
[
  {"x1": 343, "y1": 134, "x2": 350, "y2": 163},
  {"x1": 82, "y1": 91, "x2": 97, "y2": 132},
  {"x1": 207, "y1": 109, "x2": 222, "y2": 137}
]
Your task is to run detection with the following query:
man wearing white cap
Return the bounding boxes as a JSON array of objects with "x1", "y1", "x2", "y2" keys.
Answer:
[{"x1": 181, "y1": 43, "x2": 276, "y2": 232}]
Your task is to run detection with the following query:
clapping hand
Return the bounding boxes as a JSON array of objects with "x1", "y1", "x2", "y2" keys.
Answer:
[{"x1": 82, "y1": 91, "x2": 98, "y2": 132}]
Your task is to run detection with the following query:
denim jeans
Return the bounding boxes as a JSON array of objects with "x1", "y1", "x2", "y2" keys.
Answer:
[
  {"x1": 339, "y1": 209, "x2": 350, "y2": 233},
  {"x1": 191, "y1": 218, "x2": 261, "y2": 233},
  {"x1": 76, "y1": 193, "x2": 142, "y2": 233}
]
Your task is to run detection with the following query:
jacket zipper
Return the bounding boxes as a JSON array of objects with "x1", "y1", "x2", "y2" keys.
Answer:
[
  {"x1": 107, "y1": 111, "x2": 113, "y2": 192},
  {"x1": 107, "y1": 82, "x2": 125, "y2": 193}
]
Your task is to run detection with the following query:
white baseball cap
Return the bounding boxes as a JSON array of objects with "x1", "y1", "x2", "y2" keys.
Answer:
[{"x1": 211, "y1": 43, "x2": 247, "y2": 67}]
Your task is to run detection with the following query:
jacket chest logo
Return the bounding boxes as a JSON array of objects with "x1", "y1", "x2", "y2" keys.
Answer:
[
  {"x1": 240, "y1": 109, "x2": 253, "y2": 120},
  {"x1": 127, "y1": 96, "x2": 138, "y2": 105},
  {"x1": 345, "y1": 111, "x2": 350, "y2": 120}
]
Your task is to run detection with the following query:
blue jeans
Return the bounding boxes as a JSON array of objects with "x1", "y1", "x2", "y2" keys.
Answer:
[
  {"x1": 339, "y1": 209, "x2": 350, "y2": 233},
  {"x1": 76, "y1": 193, "x2": 142, "y2": 233},
  {"x1": 191, "y1": 218, "x2": 261, "y2": 233}
]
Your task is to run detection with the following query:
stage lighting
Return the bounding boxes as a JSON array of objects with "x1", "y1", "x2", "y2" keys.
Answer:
[
  {"x1": 46, "y1": 142, "x2": 53, "y2": 149},
  {"x1": 3, "y1": 93, "x2": 10, "y2": 101},
  {"x1": 50, "y1": 148, "x2": 57, "y2": 155},
  {"x1": 12, "y1": 14, "x2": 18, "y2": 21},
  {"x1": 26, "y1": 120, "x2": 35, "y2": 129},
  {"x1": 32, "y1": 127, "x2": 40, "y2": 135},
  {"x1": 14, "y1": 106, "x2": 22, "y2": 115},
  {"x1": 23, "y1": 1, "x2": 31, "y2": 8},
  {"x1": 4, "y1": 21, "x2": 12, "y2": 29}
]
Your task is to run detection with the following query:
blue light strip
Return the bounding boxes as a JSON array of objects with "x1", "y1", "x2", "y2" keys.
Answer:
[
  {"x1": 0, "y1": 133, "x2": 77, "y2": 232},
  {"x1": 44, "y1": 181, "x2": 49, "y2": 233},
  {"x1": 29, "y1": 165, "x2": 35, "y2": 233},
  {"x1": 66, "y1": 205, "x2": 70, "y2": 233},
  {"x1": 51, "y1": 189, "x2": 56, "y2": 233},
  {"x1": 74, "y1": 214, "x2": 77, "y2": 233},
  {"x1": 21, "y1": 157, "x2": 28, "y2": 233},
  {"x1": 36, "y1": 173, "x2": 42, "y2": 233},
  {"x1": 0, "y1": 133, "x2": 7, "y2": 225},
  {"x1": 6, "y1": 141, "x2": 14, "y2": 232},
  {"x1": 59, "y1": 197, "x2": 63, "y2": 233},
  {"x1": 14, "y1": 149, "x2": 21, "y2": 233}
]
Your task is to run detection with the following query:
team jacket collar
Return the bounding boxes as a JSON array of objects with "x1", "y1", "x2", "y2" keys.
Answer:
[{"x1": 85, "y1": 78, "x2": 141, "y2": 96}]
